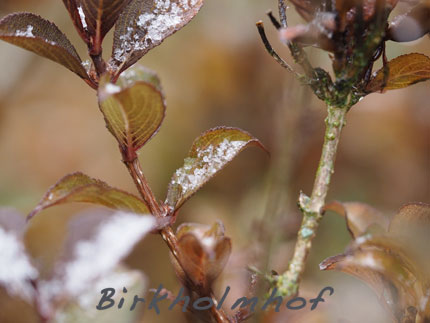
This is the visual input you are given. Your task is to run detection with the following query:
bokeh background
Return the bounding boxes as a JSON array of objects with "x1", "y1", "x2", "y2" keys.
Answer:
[{"x1": 0, "y1": 0, "x2": 429, "y2": 322}]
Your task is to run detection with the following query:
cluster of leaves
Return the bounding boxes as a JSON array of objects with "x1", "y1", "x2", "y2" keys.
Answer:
[
  {"x1": 259, "y1": 0, "x2": 430, "y2": 106},
  {"x1": 321, "y1": 201, "x2": 430, "y2": 323},
  {"x1": 0, "y1": 1, "x2": 268, "y2": 321},
  {"x1": 0, "y1": 0, "x2": 204, "y2": 88}
]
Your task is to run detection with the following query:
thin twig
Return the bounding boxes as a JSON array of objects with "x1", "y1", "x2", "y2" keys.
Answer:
[
  {"x1": 267, "y1": 11, "x2": 281, "y2": 30},
  {"x1": 278, "y1": 0, "x2": 288, "y2": 28},
  {"x1": 256, "y1": 21, "x2": 296, "y2": 75}
]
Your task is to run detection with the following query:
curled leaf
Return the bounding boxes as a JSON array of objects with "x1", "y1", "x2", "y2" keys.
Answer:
[
  {"x1": 166, "y1": 127, "x2": 267, "y2": 210},
  {"x1": 110, "y1": 0, "x2": 204, "y2": 76},
  {"x1": 173, "y1": 221, "x2": 231, "y2": 292},
  {"x1": 0, "y1": 12, "x2": 90, "y2": 82},
  {"x1": 324, "y1": 201, "x2": 388, "y2": 239},
  {"x1": 28, "y1": 172, "x2": 150, "y2": 220},
  {"x1": 98, "y1": 66, "x2": 165, "y2": 161},
  {"x1": 366, "y1": 53, "x2": 430, "y2": 92}
]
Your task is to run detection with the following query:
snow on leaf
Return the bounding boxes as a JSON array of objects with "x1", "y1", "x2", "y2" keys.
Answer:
[
  {"x1": 43, "y1": 212, "x2": 154, "y2": 301},
  {"x1": 166, "y1": 127, "x2": 267, "y2": 210},
  {"x1": 53, "y1": 268, "x2": 146, "y2": 323},
  {"x1": 98, "y1": 66, "x2": 165, "y2": 161},
  {"x1": 0, "y1": 12, "x2": 90, "y2": 82},
  {"x1": 110, "y1": 0, "x2": 203, "y2": 76},
  {"x1": 0, "y1": 210, "x2": 38, "y2": 302},
  {"x1": 28, "y1": 172, "x2": 150, "y2": 220}
]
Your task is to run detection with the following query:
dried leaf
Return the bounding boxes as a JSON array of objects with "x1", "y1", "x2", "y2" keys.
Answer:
[
  {"x1": 0, "y1": 12, "x2": 90, "y2": 81},
  {"x1": 0, "y1": 209, "x2": 38, "y2": 302},
  {"x1": 166, "y1": 127, "x2": 267, "y2": 210},
  {"x1": 28, "y1": 172, "x2": 150, "y2": 220},
  {"x1": 98, "y1": 66, "x2": 165, "y2": 161},
  {"x1": 324, "y1": 201, "x2": 389, "y2": 239},
  {"x1": 63, "y1": 0, "x2": 133, "y2": 50},
  {"x1": 110, "y1": 0, "x2": 203, "y2": 76},
  {"x1": 174, "y1": 222, "x2": 231, "y2": 292},
  {"x1": 366, "y1": 53, "x2": 430, "y2": 92}
]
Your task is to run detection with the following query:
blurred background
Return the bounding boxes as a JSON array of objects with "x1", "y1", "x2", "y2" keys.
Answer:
[{"x1": 0, "y1": 0, "x2": 429, "y2": 322}]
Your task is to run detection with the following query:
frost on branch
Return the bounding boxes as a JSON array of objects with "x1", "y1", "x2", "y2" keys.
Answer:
[
  {"x1": 110, "y1": 0, "x2": 203, "y2": 75},
  {"x1": 166, "y1": 127, "x2": 266, "y2": 210}
]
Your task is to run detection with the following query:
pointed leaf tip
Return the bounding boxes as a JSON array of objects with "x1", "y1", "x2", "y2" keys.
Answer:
[
  {"x1": 28, "y1": 172, "x2": 150, "y2": 220},
  {"x1": 0, "y1": 12, "x2": 90, "y2": 82},
  {"x1": 98, "y1": 66, "x2": 165, "y2": 161},
  {"x1": 166, "y1": 127, "x2": 267, "y2": 210}
]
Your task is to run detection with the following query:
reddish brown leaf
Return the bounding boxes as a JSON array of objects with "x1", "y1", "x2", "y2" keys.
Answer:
[
  {"x1": 366, "y1": 53, "x2": 430, "y2": 92},
  {"x1": 324, "y1": 201, "x2": 389, "y2": 238},
  {"x1": 0, "y1": 12, "x2": 90, "y2": 82},
  {"x1": 173, "y1": 222, "x2": 231, "y2": 292},
  {"x1": 98, "y1": 66, "x2": 165, "y2": 161},
  {"x1": 166, "y1": 127, "x2": 267, "y2": 211},
  {"x1": 63, "y1": 0, "x2": 133, "y2": 51},
  {"x1": 28, "y1": 172, "x2": 150, "y2": 220},
  {"x1": 110, "y1": 0, "x2": 204, "y2": 76}
]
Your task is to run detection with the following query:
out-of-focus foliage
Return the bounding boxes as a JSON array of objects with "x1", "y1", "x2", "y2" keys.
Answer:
[{"x1": 321, "y1": 202, "x2": 430, "y2": 322}]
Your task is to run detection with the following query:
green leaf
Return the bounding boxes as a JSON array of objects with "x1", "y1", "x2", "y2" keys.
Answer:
[
  {"x1": 0, "y1": 12, "x2": 90, "y2": 82},
  {"x1": 63, "y1": 0, "x2": 133, "y2": 50},
  {"x1": 366, "y1": 53, "x2": 430, "y2": 93},
  {"x1": 110, "y1": 0, "x2": 204, "y2": 76},
  {"x1": 166, "y1": 127, "x2": 267, "y2": 210},
  {"x1": 28, "y1": 172, "x2": 150, "y2": 220},
  {"x1": 98, "y1": 65, "x2": 165, "y2": 161}
]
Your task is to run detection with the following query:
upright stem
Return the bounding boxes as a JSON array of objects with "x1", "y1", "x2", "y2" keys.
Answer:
[
  {"x1": 276, "y1": 104, "x2": 348, "y2": 297},
  {"x1": 123, "y1": 158, "x2": 231, "y2": 322}
]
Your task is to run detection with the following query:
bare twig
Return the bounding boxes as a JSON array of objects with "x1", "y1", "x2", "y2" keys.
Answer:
[{"x1": 256, "y1": 21, "x2": 296, "y2": 75}]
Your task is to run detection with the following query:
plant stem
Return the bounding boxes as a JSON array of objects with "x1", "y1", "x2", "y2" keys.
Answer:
[
  {"x1": 124, "y1": 158, "x2": 231, "y2": 322},
  {"x1": 275, "y1": 104, "x2": 348, "y2": 297}
]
